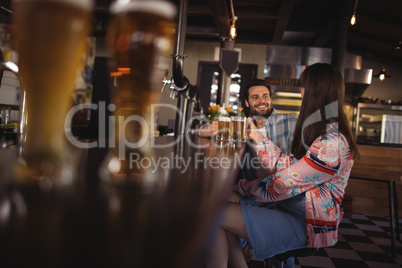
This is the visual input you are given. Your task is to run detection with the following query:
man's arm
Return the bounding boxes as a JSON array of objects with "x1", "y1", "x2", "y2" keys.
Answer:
[{"x1": 198, "y1": 121, "x2": 218, "y2": 137}]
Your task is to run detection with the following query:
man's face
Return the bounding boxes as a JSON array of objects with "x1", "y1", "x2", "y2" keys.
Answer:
[{"x1": 245, "y1": 85, "x2": 272, "y2": 117}]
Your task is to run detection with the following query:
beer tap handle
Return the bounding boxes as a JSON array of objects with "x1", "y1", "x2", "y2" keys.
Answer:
[
  {"x1": 169, "y1": 83, "x2": 175, "y2": 99},
  {"x1": 161, "y1": 78, "x2": 171, "y2": 92},
  {"x1": 161, "y1": 70, "x2": 171, "y2": 92}
]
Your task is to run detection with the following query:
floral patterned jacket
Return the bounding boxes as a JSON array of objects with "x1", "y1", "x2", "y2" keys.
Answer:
[{"x1": 235, "y1": 132, "x2": 354, "y2": 248}]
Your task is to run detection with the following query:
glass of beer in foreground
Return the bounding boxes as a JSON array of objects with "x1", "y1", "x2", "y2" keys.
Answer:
[
  {"x1": 12, "y1": 0, "x2": 93, "y2": 181},
  {"x1": 230, "y1": 116, "x2": 246, "y2": 142},
  {"x1": 104, "y1": 0, "x2": 176, "y2": 177},
  {"x1": 216, "y1": 116, "x2": 230, "y2": 141}
]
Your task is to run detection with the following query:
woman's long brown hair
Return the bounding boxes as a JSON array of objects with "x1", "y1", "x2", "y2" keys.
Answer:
[{"x1": 291, "y1": 63, "x2": 359, "y2": 159}]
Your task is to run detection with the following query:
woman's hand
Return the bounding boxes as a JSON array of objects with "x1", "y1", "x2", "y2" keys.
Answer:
[
  {"x1": 229, "y1": 191, "x2": 241, "y2": 203},
  {"x1": 246, "y1": 117, "x2": 264, "y2": 145}
]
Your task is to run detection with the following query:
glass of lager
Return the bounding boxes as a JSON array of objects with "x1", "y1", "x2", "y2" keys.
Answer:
[
  {"x1": 12, "y1": 0, "x2": 93, "y2": 182},
  {"x1": 230, "y1": 116, "x2": 246, "y2": 142},
  {"x1": 216, "y1": 116, "x2": 230, "y2": 141},
  {"x1": 103, "y1": 0, "x2": 176, "y2": 177}
]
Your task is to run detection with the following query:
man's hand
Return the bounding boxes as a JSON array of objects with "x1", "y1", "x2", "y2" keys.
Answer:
[
  {"x1": 210, "y1": 120, "x2": 218, "y2": 136},
  {"x1": 199, "y1": 121, "x2": 218, "y2": 137}
]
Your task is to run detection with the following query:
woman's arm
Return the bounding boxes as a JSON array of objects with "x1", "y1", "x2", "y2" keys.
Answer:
[
  {"x1": 254, "y1": 137, "x2": 294, "y2": 174},
  {"x1": 235, "y1": 133, "x2": 350, "y2": 202}
]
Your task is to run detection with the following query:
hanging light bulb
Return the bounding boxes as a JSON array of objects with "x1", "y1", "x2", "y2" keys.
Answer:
[
  {"x1": 350, "y1": 0, "x2": 358, "y2": 26},
  {"x1": 393, "y1": 40, "x2": 402, "y2": 51},
  {"x1": 230, "y1": 18, "x2": 237, "y2": 39},
  {"x1": 350, "y1": 13, "x2": 356, "y2": 25},
  {"x1": 379, "y1": 66, "x2": 386, "y2": 81},
  {"x1": 373, "y1": 66, "x2": 391, "y2": 81},
  {"x1": 229, "y1": 0, "x2": 237, "y2": 39}
]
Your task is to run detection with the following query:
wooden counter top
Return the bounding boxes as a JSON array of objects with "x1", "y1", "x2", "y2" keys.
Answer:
[{"x1": 350, "y1": 144, "x2": 402, "y2": 182}]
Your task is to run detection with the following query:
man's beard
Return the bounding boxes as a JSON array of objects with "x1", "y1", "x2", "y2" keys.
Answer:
[{"x1": 249, "y1": 103, "x2": 272, "y2": 118}]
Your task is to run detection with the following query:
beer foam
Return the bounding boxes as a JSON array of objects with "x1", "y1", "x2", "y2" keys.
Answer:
[
  {"x1": 110, "y1": 0, "x2": 176, "y2": 19},
  {"x1": 219, "y1": 116, "x2": 231, "y2": 122},
  {"x1": 231, "y1": 116, "x2": 245, "y2": 121},
  {"x1": 13, "y1": 0, "x2": 93, "y2": 11}
]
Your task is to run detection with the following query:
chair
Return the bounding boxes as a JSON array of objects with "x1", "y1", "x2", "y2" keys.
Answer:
[{"x1": 264, "y1": 248, "x2": 319, "y2": 268}]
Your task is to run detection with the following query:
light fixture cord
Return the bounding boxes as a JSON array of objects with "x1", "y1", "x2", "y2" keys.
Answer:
[
  {"x1": 353, "y1": 0, "x2": 359, "y2": 12},
  {"x1": 230, "y1": 0, "x2": 236, "y2": 20}
]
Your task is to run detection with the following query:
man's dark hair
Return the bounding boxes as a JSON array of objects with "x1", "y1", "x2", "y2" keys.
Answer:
[{"x1": 243, "y1": 79, "x2": 272, "y2": 102}]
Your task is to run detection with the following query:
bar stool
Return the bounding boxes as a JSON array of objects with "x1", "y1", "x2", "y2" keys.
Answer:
[{"x1": 264, "y1": 248, "x2": 319, "y2": 268}]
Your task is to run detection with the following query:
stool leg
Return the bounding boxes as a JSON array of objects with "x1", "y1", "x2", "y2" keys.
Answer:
[
  {"x1": 392, "y1": 181, "x2": 400, "y2": 242},
  {"x1": 388, "y1": 181, "x2": 396, "y2": 258},
  {"x1": 264, "y1": 258, "x2": 272, "y2": 268},
  {"x1": 264, "y1": 258, "x2": 285, "y2": 268}
]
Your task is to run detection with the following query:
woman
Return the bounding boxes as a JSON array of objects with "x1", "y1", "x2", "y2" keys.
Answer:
[{"x1": 206, "y1": 63, "x2": 359, "y2": 267}]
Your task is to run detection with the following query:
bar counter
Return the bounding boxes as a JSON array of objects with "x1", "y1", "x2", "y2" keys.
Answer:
[
  {"x1": 349, "y1": 144, "x2": 402, "y2": 257},
  {"x1": 0, "y1": 134, "x2": 244, "y2": 267}
]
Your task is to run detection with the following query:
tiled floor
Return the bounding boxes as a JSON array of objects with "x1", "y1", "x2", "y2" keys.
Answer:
[{"x1": 247, "y1": 214, "x2": 402, "y2": 268}]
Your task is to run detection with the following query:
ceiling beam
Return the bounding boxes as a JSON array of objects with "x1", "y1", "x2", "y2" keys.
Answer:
[
  {"x1": 347, "y1": 43, "x2": 402, "y2": 67},
  {"x1": 272, "y1": 0, "x2": 297, "y2": 44},
  {"x1": 208, "y1": 0, "x2": 231, "y2": 39},
  {"x1": 313, "y1": 22, "x2": 334, "y2": 47},
  {"x1": 358, "y1": 8, "x2": 402, "y2": 28},
  {"x1": 348, "y1": 28, "x2": 399, "y2": 47}
]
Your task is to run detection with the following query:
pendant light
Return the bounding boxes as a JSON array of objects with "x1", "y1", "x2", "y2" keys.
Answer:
[
  {"x1": 350, "y1": 0, "x2": 358, "y2": 26},
  {"x1": 373, "y1": 66, "x2": 391, "y2": 81},
  {"x1": 229, "y1": 0, "x2": 237, "y2": 39}
]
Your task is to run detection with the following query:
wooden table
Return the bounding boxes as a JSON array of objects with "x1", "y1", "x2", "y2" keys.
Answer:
[
  {"x1": 350, "y1": 144, "x2": 402, "y2": 257},
  {"x1": 0, "y1": 135, "x2": 244, "y2": 267}
]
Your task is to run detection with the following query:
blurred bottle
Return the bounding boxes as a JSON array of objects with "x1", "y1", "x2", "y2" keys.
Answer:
[
  {"x1": 102, "y1": 0, "x2": 176, "y2": 179},
  {"x1": 13, "y1": 0, "x2": 93, "y2": 182},
  {"x1": 3, "y1": 0, "x2": 94, "y2": 267}
]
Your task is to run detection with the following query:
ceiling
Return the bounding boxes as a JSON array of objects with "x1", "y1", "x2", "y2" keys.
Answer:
[
  {"x1": 178, "y1": 0, "x2": 402, "y2": 69},
  {"x1": 1, "y1": 0, "x2": 402, "y2": 69}
]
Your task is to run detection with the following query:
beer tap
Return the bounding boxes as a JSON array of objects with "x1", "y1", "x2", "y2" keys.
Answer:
[
  {"x1": 171, "y1": 0, "x2": 190, "y2": 137},
  {"x1": 161, "y1": 70, "x2": 171, "y2": 93},
  {"x1": 161, "y1": 69, "x2": 189, "y2": 100},
  {"x1": 160, "y1": 71, "x2": 176, "y2": 99},
  {"x1": 160, "y1": 77, "x2": 177, "y2": 99},
  {"x1": 169, "y1": 84, "x2": 175, "y2": 99}
]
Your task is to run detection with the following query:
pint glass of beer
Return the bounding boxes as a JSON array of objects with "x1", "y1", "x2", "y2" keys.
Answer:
[
  {"x1": 105, "y1": 0, "x2": 176, "y2": 175},
  {"x1": 216, "y1": 116, "x2": 230, "y2": 141},
  {"x1": 12, "y1": 0, "x2": 93, "y2": 181},
  {"x1": 230, "y1": 116, "x2": 246, "y2": 142}
]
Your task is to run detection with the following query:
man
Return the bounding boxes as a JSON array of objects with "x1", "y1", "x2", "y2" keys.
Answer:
[
  {"x1": 230, "y1": 79, "x2": 297, "y2": 186},
  {"x1": 200, "y1": 79, "x2": 298, "y2": 175},
  {"x1": 199, "y1": 79, "x2": 298, "y2": 155},
  {"x1": 238, "y1": 79, "x2": 299, "y2": 267},
  {"x1": 244, "y1": 79, "x2": 298, "y2": 154}
]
